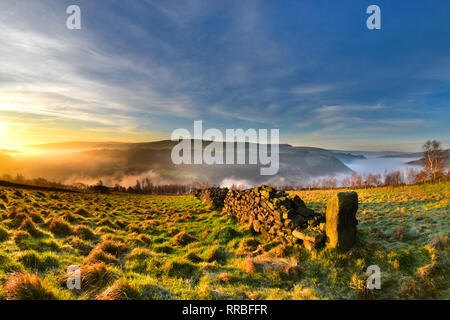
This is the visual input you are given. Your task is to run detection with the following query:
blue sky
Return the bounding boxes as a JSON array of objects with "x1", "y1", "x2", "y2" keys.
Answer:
[{"x1": 0, "y1": 0, "x2": 449, "y2": 150}]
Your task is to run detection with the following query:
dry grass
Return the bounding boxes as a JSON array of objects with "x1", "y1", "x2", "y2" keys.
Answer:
[
  {"x1": 4, "y1": 273, "x2": 56, "y2": 300},
  {"x1": 173, "y1": 231, "x2": 198, "y2": 246}
]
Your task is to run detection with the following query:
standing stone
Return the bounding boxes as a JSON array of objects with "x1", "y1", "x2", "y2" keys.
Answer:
[{"x1": 325, "y1": 192, "x2": 358, "y2": 250}]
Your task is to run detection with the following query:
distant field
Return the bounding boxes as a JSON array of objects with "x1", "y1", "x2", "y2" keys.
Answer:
[{"x1": 0, "y1": 182, "x2": 448, "y2": 300}]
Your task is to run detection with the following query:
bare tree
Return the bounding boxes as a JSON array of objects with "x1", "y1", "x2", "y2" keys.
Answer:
[{"x1": 422, "y1": 140, "x2": 446, "y2": 182}]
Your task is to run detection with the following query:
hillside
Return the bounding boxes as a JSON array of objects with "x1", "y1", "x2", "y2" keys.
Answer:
[
  {"x1": 0, "y1": 182, "x2": 448, "y2": 300},
  {"x1": 2, "y1": 140, "x2": 357, "y2": 186}
]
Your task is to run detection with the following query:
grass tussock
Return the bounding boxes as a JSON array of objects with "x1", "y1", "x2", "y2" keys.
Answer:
[
  {"x1": 96, "y1": 279, "x2": 140, "y2": 300},
  {"x1": 73, "y1": 225, "x2": 97, "y2": 240},
  {"x1": 173, "y1": 231, "x2": 198, "y2": 246},
  {"x1": 85, "y1": 247, "x2": 119, "y2": 265},
  {"x1": 47, "y1": 218, "x2": 73, "y2": 236},
  {"x1": 4, "y1": 273, "x2": 56, "y2": 300},
  {"x1": 64, "y1": 262, "x2": 121, "y2": 292},
  {"x1": 19, "y1": 218, "x2": 45, "y2": 238}
]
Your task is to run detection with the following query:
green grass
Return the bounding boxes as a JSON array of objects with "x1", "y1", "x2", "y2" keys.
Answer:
[{"x1": 0, "y1": 182, "x2": 448, "y2": 300}]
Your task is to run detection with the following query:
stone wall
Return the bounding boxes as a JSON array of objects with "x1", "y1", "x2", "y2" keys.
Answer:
[
  {"x1": 195, "y1": 185, "x2": 359, "y2": 251},
  {"x1": 192, "y1": 187, "x2": 229, "y2": 209},
  {"x1": 223, "y1": 186, "x2": 326, "y2": 249}
]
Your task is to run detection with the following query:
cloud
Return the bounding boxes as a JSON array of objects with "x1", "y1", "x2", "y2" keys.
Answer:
[{"x1": 291, "y1": 85, "x2": 334, "y2": 95}]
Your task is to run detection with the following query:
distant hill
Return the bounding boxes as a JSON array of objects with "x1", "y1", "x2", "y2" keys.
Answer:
[
  {"x1": 5, "y1": 140, "x2": 358, "y2": 186},
  {"x1": 405, "y1": 150, "x2": 450, "y2": 167}
]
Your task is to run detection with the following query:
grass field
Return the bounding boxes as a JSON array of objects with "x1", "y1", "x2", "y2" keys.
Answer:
[{"x1": 0, "y1": 182, "x2": 448, "y2": 300}]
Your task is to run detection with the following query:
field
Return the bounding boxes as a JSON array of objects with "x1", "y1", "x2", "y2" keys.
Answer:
[{"x1": 0, "y1": 182, "x2": 448, "y2": 300}]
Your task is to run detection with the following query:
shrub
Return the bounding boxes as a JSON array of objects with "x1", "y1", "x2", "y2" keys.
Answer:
[{"x1": 4, "y1": 273, "x2": 56, "y2": 300}]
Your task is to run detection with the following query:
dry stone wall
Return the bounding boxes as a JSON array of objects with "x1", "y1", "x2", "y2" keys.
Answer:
[
  {"x1": 223, "y1": 186, "x2": 326, "y2": 249},
  {"x1": 194, "y1": 186, "x2": 359, "y2": 251},
  {"x1": 192, "y1": 187, "x2": 229, "y2": 209}
]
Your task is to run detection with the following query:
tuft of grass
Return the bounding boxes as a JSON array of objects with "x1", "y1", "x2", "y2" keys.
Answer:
[
  {"x1": 96, "y1": 279, "x2": 140, "y2": 300},
  {"x1": 65, "y1": 237, "x2": 93, "y2": 255},
  {"x1": 19, "y1": 218, "x2": 44, "y2": 238},
  {"x1": 210, "y1": 226, "x2": 240, "y2": 243},
  {"x1": 29, "y1": 212, "x2": 44, "y2": 224},
  {"x1": 12, "y1": 230, "x2": 30, "y2": 243},
  {"x1": 47, "y1": 218, "x2": 73, "y2": 236},
  {"x1": 85, "y1": 247, "x2": 119, "y2": 265},
  {"x1": 17, "y1": 250, "x2": 59, "y2": 271},
  {"x1": 73, "y1": 225, "x2": 97, "y2": 240},
  {"x1": 203, "y1": 245, "x2": 227, "y2": 264},
  {"x1": 0, "y1": 225, "x2": 9, "y2": 242},
  {"x1": 163, "y1": 259, "x2": 200, "y2": 279},
  {"x1": 64, "y1": 262, "x2": 120, "y2": 293},
  {"x1": 173, "y1": 231, "x2": 198, "y2": 246},
  {"x1": 4, "y1": 273, "x2": 56, "y2": 300},
  {"x1": 97, "y1": 240, "x2": 127, "y2": 257},
  {"x1": 185, "y1": 251, "x2": 203, "y2": 263}
]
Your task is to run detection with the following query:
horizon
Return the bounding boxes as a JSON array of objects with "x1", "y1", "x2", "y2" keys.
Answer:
[{"x1": 4, "y1": 137, "x2": 450, "y2": 153}]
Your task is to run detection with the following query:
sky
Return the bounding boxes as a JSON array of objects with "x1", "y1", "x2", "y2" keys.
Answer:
[{"x1": 0, "y1": 0, "x2": 449, "y2": 151}]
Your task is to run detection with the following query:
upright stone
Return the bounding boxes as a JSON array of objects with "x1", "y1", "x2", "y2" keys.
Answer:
[{"x1": 325, "y1": 192, "x2": 358, "y2": 250}]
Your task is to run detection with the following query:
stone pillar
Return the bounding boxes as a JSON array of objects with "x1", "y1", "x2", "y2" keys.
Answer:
[{"x1": 325, "y1": 192, "x2": 358, "y2": 250}]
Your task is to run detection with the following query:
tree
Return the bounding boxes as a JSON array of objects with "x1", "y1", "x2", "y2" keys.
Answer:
[{"x1": 422, "y1": 140, "x2": 446, "y2": 182}]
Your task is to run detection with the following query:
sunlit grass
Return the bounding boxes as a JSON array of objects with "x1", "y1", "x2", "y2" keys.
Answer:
[{"x1": 0, "y1": 182, "x2": 448, "y2": 299}]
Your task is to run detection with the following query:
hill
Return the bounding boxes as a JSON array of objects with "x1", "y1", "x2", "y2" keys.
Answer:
[{"x1": 4, "y1": 140, "x2": 358, "y2": 186}]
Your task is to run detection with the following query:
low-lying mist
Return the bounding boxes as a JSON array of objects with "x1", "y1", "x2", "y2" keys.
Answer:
[{"x1": 0, "y1": 141, "x2": 424, "y2": 189}]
